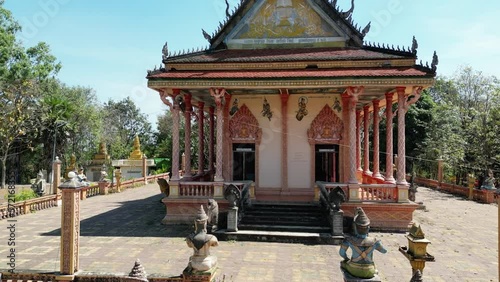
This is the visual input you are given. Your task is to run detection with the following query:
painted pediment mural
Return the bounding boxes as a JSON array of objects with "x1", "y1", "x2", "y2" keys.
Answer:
[{"x1": 226, "y1": 0, "x2": 348, "y2": 48}]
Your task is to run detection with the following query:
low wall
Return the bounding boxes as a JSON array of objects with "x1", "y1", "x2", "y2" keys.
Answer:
[{"x1": 414, "y1": 177, "x2": 497, "y2": 204}]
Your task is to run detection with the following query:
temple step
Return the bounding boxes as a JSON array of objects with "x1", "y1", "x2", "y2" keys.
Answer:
[
  {"x1": 234, "y1": 202, "x2": 331, "y2": 239},
  {"x1": 214, "y1": 229, "x2": 343, "y2": 245}
]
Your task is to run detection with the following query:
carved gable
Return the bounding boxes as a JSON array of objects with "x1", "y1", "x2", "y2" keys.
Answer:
[
  {"x1": 225, "y1": 0, "x2": 350, "y2": 49},
  {"x1": 229, "y1": 104, "x2": 262, "y2": 143},
  {"x1": 307, "y1": 104, "x2": 343, "y2": 143}
]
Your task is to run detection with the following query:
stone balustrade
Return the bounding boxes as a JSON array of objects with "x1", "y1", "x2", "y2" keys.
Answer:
[
  {"x1": 0, "y1": 173, "x2": 169, "y2": 221},
  {"x1": 359, "y1": 184, "x2": 397, "y2": 202},
  {"x1": 0, "y1": 194, "x2": 60, "y2": 220},
  {"x1": 414, "y1": 176, "x2": 497, "y2": 204},
  {"x1": 179, "y1": 182, "x2": 214, "y2": 197}
]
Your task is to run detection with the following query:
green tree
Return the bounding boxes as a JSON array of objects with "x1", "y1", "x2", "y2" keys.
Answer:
[
  {"x1": 0, "y1": 1, "x2": 60, "y2": 187},
  {"x1": 101, "y1": 97, "x2": 155, "y2": 159}
]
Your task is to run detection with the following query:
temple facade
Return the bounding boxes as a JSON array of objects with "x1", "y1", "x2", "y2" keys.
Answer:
[{"x1": 147, "y1": 0, "x2": 437, "y2": 231}]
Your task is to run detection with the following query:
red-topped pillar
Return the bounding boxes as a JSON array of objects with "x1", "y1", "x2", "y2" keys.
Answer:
[
  {"x1": 198, "y1": 102, "x2": 205, "y2": 175},
  {"x1": 385, "y1": 92, "x2": 396, "y2": 184},
  {"x1": 363, "y1": 105, "x2": 372, "y2": 177},
  {"x1": 184, "y1": 94, "x2": 193, "y2": 178},
  {"x1": 210, "y1": 88, "x2": 226, "y2": 182},
  {"x1": 372, "y1": 100, "x2": 383, "y2": 180},
  {"x1": 356, "y1": 109, "x2": 362, "y2": 172}
]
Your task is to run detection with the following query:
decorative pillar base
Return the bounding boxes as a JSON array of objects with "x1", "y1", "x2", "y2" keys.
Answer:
[
  {"x1": 348, "y1": 184, "x2": 361, "y2": 202},
  {"x1": 227, "y1": 207, "x2": 238, "y2": 232},
  {"x1": 397, "y1": 184, "x2": 410, "y2": 203},
  {"x1": 169, "y1": 181, "x2": 180, "y2": 198},
  {"x1": 341, "y1": 266, "x2": 381, "y2": 282},
  {"x1": 183, "y1": 266, "x2": 218, "y2": 282},
  {"x1": 98, "y1": 182, "x2": 110, "y2": 195},
  {"x1": 213, "y1": 182, "x2": 224, "y2": 198}
]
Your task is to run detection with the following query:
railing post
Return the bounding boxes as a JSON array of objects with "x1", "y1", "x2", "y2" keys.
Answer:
[
  {"x1": 348, "y1": 184, "x2": 360, "y2": 202},
  {"x1": 398, "y1": 184, "x2": 409, "y2": 203},
  {"x1": 314, "y1": 184, "x2": 320, "y2": 202},
  {"x1": 437, "y1": 158, "x2": 444, "y2": 189},
  {"x1": 169, "y1": 181, "x2": 180, "y2": 198}
]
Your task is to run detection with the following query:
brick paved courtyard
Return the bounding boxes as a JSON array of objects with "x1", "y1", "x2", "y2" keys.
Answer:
[{"x1": 0, "y1": 184, "x2": 498, "y2": 282}]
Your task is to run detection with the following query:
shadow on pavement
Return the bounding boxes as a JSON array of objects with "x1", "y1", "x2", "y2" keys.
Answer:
[{"x1": 41, "y1": 194, "x2": 193, "y2": 238}]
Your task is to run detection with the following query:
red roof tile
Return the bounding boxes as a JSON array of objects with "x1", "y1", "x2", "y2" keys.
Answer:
[
  {"x1": 148, "y1": 67, "x2": 429, "y2": 79},
  {"x1": 165, "y1": 48, "x2": 413, "y2": 64}
]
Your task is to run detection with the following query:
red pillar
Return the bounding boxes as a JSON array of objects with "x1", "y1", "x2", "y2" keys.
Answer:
[
  {"x1": 198, "y1": 102, "x2": 205, "y2": 175},
  {"x1": 183, "y1": 94, "x2": 193, "y2": 178},
  {"x1": 211, "y1": 89, "x2": 225, "y2": 182},
  {"x1": 396, "y1": 87, "x2": 408, "y2": 185},
  {"x1": 356, "y1": 109, "x2": 362, "y2": 172},
  {"x1": 209, "y1": 107, "x2": 215, "y2": 174},
  {"x1": 363, "y1": 105, "x2": 371, "y2": 176},
  {"x1": 341, "y1": 94, "x2": 350, "y2": 183},
  {"x1": 372, "y1": 100, "x2": 383, "y2": 180},
  {"x1": 385, "y1": 92, "x2": 396, "y2": 184},
  {"x1": 280, "y1": 89, "x2": 290, "y2": 192}
]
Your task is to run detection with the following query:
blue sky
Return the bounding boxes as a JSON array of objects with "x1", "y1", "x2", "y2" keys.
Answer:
[{"x1": 5, "y1": 0, "x2": 500, "y2": 128}]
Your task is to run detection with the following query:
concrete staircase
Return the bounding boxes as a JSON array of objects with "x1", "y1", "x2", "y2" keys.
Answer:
[{"x1": 216, "y1": 202, "x2": 343, "y2": 244}]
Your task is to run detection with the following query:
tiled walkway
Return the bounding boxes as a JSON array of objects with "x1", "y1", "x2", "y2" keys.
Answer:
[{"x1": 0, "y1": 184, "x2": 498, "y2": 282}]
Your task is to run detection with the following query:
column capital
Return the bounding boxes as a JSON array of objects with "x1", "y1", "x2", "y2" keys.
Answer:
[
  {"x1": 184, "y1": 93, "x2": 192, "y2": 112},
  {"x1": 198, "y1": 101, "x2": 205, "y2": 109},
  {"x1": 210, "y1": 88, "x2": 227, "y2": 107},
  {"x1": 385, "y1": 92, "x2": 394, "y2": 100},
  {"x1": 372, "y1": 99, "x2": 380, "y2": 106},
  {"x1": 159, "y1": 90, "x2": 172, "y2": 109},
  {"x1": 395, "y1": 86, "x2": 407, "y2": 94}
]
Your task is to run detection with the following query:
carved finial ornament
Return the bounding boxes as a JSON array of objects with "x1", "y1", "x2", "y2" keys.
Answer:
[
  {"x1": 340, "y1": 0, "x2": 355, "y2": 19},
  {"x1": 162, "y1": 42, "x2": 168, "y2": 60},
  {"x1": 431, "y1": 51, "x2": 439, "y2": 71},
  {"x1": 225, "y1": 0, "x2": 231, "y2": 18},
  {"x1": 361, "y1": 21, "x2": 371, "y2": 36},
  {"x1": 202, "y1": 29, "x2": 212, "y2": 42},
  {"x1": 411, "y1": 36, "x2": 418, "y2": 55}
]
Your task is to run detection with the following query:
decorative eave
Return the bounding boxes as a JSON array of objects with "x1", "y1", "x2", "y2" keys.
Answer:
[
  {"x1": 206, "y1": 0, "x2": 368, "y2": 50},
  {"x1": 147, "y1": 76, "x2": 436, "y2": 90}
]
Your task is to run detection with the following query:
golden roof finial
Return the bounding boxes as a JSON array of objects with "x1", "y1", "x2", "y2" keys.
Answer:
[{"x1": 129, "y1": 135, "x2": 143, "y2": 160}]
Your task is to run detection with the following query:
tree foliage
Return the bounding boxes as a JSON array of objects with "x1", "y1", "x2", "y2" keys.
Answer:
[{"x1": 0, "y1": 1, "x2": 61, "y2": 187}]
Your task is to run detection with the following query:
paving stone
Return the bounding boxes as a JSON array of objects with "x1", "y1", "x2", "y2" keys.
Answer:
[{"x1": 0, "y1": 185, "x2": 498, "y2": 281}]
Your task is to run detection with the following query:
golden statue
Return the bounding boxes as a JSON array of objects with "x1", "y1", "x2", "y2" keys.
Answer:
[
  {"x1": 129, "y1": 135, "x2": 143, "y2": 160},
  {"x1": 65, "y1": 153, "x2": 77, "y2": 179}
]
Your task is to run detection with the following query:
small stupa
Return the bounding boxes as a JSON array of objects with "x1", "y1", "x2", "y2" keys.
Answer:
[
  {"x1": 129, "y1": 136, "x2": 143, "y2": 160},
  {"x1": 86, "y1": 142, "x2": 111, "y2": 181},
  {"x1": 111, "y1": 135, "x2": 155, "y2": 180}
]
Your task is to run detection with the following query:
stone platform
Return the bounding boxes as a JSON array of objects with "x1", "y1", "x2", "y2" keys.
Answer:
[{"x1": 0, "y1": 184, "x2": 498, "y2": 281}]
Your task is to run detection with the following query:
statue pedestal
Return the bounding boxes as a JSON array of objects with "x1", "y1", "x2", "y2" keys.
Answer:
[
  {"x1": 183, "y1": 266, "x2": 217, "y2": 282},
  {"x1": 99, "y1": 181, "x2": 111, "y2": 195},
  {"x1": 331, "y1": 209, "x2": 344, "y2": 236},
  {"x1": 341, "y1": 267, "x2": 381, "y2": 282},
  {"x1": 227, "y1": 207, "x2": 238, "y2": 232}
]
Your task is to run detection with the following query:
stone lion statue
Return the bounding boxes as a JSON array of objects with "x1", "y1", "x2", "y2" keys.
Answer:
[{"x1": 207, "y1": 199, "x2": 219, "y2": 233}]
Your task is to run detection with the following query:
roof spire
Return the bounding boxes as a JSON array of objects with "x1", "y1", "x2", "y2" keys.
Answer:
[
  {"x1": 225, "y1": 0, "x2": 231, "y2": 18},
  {"x1": 411, "y1": 36, "x2": 418, "y2": 55},
  {"x1": 361, "y1": 21, "x2": 371, "y2": 37},
  {"x1": 162, "y1": 42, "x2": 168, "y2": 61},
  {"x1": 431, "y1": 51, "x2": 439, "y2": 71},
  {"x1": 340, "y1": 0, "x2": 355, "y2": 19},
  {"x1": 202, "y1": 29, "x2": 212, "y2": 42}
]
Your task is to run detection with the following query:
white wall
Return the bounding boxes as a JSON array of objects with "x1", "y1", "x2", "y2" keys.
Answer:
[
  {"x1": 231, "y1": 95, "x2": 282, "y2": 188},
  {"x1": 287, "y1": 94, "x2": 343, "y2": 188}
]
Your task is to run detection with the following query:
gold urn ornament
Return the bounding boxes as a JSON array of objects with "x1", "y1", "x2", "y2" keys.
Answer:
[{"x1": 399, "y1": 223, "x2": 435, "y2": 276}]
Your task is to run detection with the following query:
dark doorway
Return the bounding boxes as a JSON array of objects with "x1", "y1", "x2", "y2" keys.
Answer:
[
  {"x1": 233, "y1": 143, "x2": 256, "y2": 181},
  {"x1": 315, "y1": 144, "x2": 339, "y2": 183}
]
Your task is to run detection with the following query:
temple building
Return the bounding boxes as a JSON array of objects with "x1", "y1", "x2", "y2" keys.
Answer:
[{"x1": 147, "y1": 0, "x2": 437, "y2": 231}]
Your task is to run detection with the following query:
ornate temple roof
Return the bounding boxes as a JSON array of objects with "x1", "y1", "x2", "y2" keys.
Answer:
[
  {"x1": 147, "y1": 0, "x2": 438, "y2": 87},
  {"x1": 162, "y1": 47, "x2": 414, "y2": 64},
  {"x1": 148, "y1": 67, "x2": 430, "y2": 80}
]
